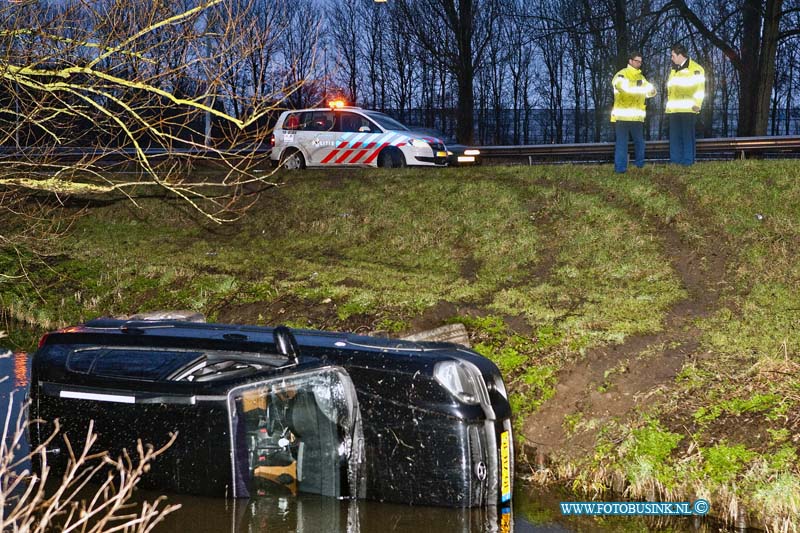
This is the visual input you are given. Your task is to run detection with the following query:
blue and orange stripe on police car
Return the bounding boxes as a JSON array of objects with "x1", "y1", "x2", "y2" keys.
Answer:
[
  {"x1": 349, "y1": 142, "x2": 376, "y2": 164},
  {"x1": 319, "y1": 132, "x2": 407, "y2": 165}
]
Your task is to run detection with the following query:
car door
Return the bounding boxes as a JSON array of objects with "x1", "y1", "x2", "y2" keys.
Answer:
[
  {"x1": 227, "y1": 368, "x2": 363, "y2": 499},
  {"x1": 303, "y1": 111, "x2": 337, "y2": 165},
  {"x1": 324, "y1": 111, "x2": 383, "y2": 165}
]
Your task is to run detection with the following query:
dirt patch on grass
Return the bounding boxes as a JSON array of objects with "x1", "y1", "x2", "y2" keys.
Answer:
[
  {"x1": 217, "y1": 295, "x2": 466, "y2": 337},
  {"x1": 460, "y1": 255, "x2": 481, "y2": 281},
  {"x1": 407, "y1": 301, "x2": 461, "y2": 332},
  {"x1": 522, "y1": 173, "x2": 738, "y2": 460},
  {"x1": 664, "y1": 411, "x2": 780, "y2": 455},
  {"x1": 214, "y1": 295, "x2": 372, "y2": 331}
]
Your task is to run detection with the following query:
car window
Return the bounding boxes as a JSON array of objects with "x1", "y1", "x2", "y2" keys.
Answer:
[
  {"x1": 304, "y1": 111, "x2": 335, "y2": 132},
  {"x1": 67, "y1": 347, "x2": 203, "y2": 380},
  {"x1": 283, "y1": 113, "x2": 300, "y2": 130},
  {"x1": 229, "y1": 368, "x2": 363, "y2": 499},
  {"x1": 363, "y1": 111, "x2": 409, "y2": 131},
  {"x1": 337, "y1": 112, "x2": 377, "y2": 133},
  {"x1": 64, "y1": 346, "x2": 288, "y2": 381}
]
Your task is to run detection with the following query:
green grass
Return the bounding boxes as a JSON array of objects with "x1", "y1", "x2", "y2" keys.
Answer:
[
  {"x1": 693, "y1": 393, "x2": 783, "y2": 424},
  {"x1": 619, "y1": 420, "x2": 683, "y2": 490},
  {"x1": 2, "y1": 168, "x2": 683, "y2": 350},
  {"x1": 702, "y1": 443, "x2": 757, "y2": 484},
  {"x1": 3, "y1": 161, "x2": 800, "y2": 531}
]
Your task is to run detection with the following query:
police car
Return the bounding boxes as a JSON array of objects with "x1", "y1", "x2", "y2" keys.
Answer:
[{"x1": 270, "y1": 101, "x2": 449, "y2": 169}]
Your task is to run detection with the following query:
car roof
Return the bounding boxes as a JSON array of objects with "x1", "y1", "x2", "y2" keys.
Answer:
[
  {"x1": 34, "y1": 319, "x2": 499, "y2": 392},
  {"x1": 282, "y1": 106, "x2": 364, "y2": 114},
  {"x1": 41, "y1": 318, "x2": 462, "y2": 358}
]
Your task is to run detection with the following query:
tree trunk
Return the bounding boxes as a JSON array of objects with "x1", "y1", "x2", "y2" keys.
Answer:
[
  {"x1": 721, "y1": 66, "x2": 730, "y2": 137},
  {"x1": 613, "y1": 0, "x2": 629, "y2": 70},
  {"x1": 454, "y1": 2, "x2": 475, "y2": 144},
  {"x1": 731, "y1": 0, "x2": 782, "y2": 136},
  {"x1": 786, "y1": 51, "x2": 794, "y2": 135},
  {"x1": 456, "y1": 66, "x2": 475, "y2": 144},
  {"x1": 754, "y1": 0, "x2": 782, "y2": 134}
]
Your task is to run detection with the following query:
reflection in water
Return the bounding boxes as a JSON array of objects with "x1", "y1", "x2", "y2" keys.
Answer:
[
  {"x1": 15, "y1": 352, "x2": 28, "y2": 388},
  {"x1": 150, "y1": 492, "x2": 538, "y2": 533},
  {"x1": 2, "y1": 352, "x2": 32, "y2": 468}
]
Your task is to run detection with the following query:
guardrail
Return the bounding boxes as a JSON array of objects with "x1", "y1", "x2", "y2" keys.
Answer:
[
  {"x1": 0, "y1": 146, "x2": 269, "y2": 163},
  {"x1": 478, "y1": 135, "x2": 800, "y2": 164},
  {"x1": 0, "y1": 136, "x2": 798, "y2": 166}
]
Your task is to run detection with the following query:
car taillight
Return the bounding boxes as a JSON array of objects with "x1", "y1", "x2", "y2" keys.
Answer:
[
  {"x1": 37, "y1": 333, "x2": 50, "y2": 349},
  {"x1": 270, "y1": 134, "x2": 275, "y2": 147}
]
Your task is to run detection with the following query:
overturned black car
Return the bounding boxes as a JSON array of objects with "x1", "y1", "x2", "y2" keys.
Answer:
[{"x1": 29, "y1": 317, "x2": 514, "y2": 508}]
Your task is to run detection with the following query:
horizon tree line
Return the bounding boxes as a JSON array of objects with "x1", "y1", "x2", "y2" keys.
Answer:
[
  {"x1": 319, "y1": 0, "x2": 800, "y2": 143},
  {"x1": 1, "y1": 0, "x2": 799, "y2": 149}
]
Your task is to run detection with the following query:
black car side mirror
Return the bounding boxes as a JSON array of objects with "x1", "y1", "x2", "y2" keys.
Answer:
[{"x1": 274, "y1": 325, "x2": 300, "y2": 364}]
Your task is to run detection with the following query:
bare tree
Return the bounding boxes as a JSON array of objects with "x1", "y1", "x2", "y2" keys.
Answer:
[
  {"x1": 328, "y1": 0, "x2": 362, "y2": 104},
  {"x1": 0, "y1": 0, "x2": 293, "y2": 226},
  {"x1": 670, "y1": 0, "x2": 796, "y2": 136},
  {"x1": 395, "y1": 0, "x2": 501, "y2": 144},
  {"x1": 213, "y1": 0, "x2": 290, "y2": 120},
  {"x1": 279, "y1": 0, "x2": 323, "y2": 109},
  {"x1": 361, "y1": 1, "x2": 389, "y2": 110},
  {"x1": 1, "y1": 394, "x2": 179, "y2": 532},
  {"x1": 500, "y1": 2, "x2": 535, "y2": 144}
]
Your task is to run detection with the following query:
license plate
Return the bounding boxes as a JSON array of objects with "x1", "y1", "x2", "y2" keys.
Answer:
[
  {"x1": 500, "y1": 507, "x2": 512, "y2": 533},
  {"x1": 500, "y1": 431, "x2": 511, "y2": 502},
  {"x1": 436, "y1": 151, "x2": 447, "y2": 158}
]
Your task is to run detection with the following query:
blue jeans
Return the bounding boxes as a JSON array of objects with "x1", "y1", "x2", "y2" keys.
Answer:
[
  {"x1": 614, "y1": 121, "x2": 645, "y2": 173},
  {"x1": 668, "y1": 113, "x2": 697, "y2": 165}
]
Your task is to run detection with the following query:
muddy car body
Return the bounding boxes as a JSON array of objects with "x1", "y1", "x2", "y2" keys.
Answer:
[{"x1": 29, "y1": 319, "x2": 513, "y2": 508}]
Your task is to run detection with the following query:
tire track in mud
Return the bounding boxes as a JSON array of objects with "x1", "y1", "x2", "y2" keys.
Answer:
[{"x1": 521, "y1": 174, "x2": 736, "y2": 461}]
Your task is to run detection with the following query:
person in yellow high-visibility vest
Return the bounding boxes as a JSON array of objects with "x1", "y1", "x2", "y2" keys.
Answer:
[
  {"x1": 611, "y1": 51, "x2": 657, "y2": 173},
  {"x1": 666, "y1": 43, "x2": 705, "y2": 165}
]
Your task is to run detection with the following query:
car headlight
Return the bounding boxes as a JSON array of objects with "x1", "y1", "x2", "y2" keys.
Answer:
[
  {"x1": 434, "y1": 360, "x2": 483, "y2": 405},
  {"x1": 406, "y1": 138, "x2": 429, "y2": 148},
  {"x1": 492, "y1": 374, "x2": 507, "y2": 399},
  {"x1": 464, "y1": 149, "x2": 480, "y2": 156}
]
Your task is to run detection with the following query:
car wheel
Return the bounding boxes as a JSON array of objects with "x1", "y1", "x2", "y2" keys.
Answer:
[
  {"x1": 377, "y1": 147, "x2": 405, "y2": 168},
  {"x1": 282, "y1": 150, "x2": 305, "y2": 170}
]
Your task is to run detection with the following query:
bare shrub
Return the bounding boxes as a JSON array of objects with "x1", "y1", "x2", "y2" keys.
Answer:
[
  {"x1": 1, "y1": 394, "x2": 180, "y2": 532},
  {"x1": 0, "y1": 0, "x2": 305, "y2": 224}
]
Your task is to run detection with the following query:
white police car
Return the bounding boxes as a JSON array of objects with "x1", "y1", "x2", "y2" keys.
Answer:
[{"x1": 270, "y1": 101, "x2": 449, "y2": 169}]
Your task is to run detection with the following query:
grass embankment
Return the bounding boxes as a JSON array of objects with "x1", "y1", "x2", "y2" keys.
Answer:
[{"x1": 1, "y1": 161, "x2": 798, "y2": 531}]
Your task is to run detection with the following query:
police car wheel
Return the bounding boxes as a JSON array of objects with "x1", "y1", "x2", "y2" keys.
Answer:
[
  {"x1": 378, "y1": 147, "x2": 405, "y2": 168},
  {"x1": 282, "y1": 150, "x2": 305, "y2": 170}
]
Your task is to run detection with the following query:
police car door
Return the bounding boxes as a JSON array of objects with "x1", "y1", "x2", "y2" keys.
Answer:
[
  {"x1": 322, "y1": 111, "x2": 382, "y2": 166},
  {"x1": 305, "y1": 111, "x2": 337, "y2": 165}
]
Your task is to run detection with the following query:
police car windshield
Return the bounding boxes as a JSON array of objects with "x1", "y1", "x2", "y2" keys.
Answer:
[{"x1": 363, "y1": 111, "x2": 410, "y2": 132}]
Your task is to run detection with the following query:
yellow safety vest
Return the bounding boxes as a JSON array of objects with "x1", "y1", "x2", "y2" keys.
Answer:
[
  {"x1": 611, "y1": 65, "x2": 657, "y2": 123},
  {"x1": 666, "y1": 59, "x2": 705, "y2": 114}
]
